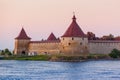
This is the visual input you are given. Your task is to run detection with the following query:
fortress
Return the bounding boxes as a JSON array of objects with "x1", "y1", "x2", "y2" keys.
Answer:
[{"x1": 14, "y1": 15, "x2": 120, "y2": 56}]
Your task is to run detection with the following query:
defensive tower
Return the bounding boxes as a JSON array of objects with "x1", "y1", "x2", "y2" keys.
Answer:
[
  {"x1": 60, "y1": 15, "x2": 89, "y2": 55},
  {"x1": 14, "y1": 28, "x2": 31, "y2": 55}
]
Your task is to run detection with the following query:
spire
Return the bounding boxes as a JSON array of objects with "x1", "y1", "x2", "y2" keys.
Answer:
[
  {"x1": 47, "y1": 32, "x2": 57, "y2": 41},
  {"x1": 15, "y1": 28, "x2": 31, "y2": 39},
  {"x1": 72, "y1": 12, "x2": 76, "y2": 21},
  {"x1": 62, "y1": 14, "x2": 86, "y2": 37}
]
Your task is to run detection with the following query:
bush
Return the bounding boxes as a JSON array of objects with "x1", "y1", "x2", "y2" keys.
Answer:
[
  {"x1": 0, "y1": 48, "x2": 12, "y2": 56},
  {"x1": 109, "y1": 49, "x2": 120, "y2": 58}
]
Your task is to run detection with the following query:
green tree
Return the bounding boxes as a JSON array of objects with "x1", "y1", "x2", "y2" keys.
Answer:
[
  {"x1": 4, "y1": 48, "x2": 9, "y2": 53},
  {"x1": 109, "y1": 49, "x2": 120, "y2": 58},
  {"x1": 0, "y1": 48, "x2": 12, "y2": 56},
  {"x1": 5, "y1": 48, "x2": 12, "y2": 55},
  {"x1": 0, "y1": 50, "x2": 5, "y2": 55}
]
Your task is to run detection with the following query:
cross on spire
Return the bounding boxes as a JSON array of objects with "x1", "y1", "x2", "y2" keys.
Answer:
[
  {"x1": 73, "y1": 12, "x2": 75, "y2": 16},
  {"x1": 72, "y1": 12, "x2": 76, "y2": 21}
]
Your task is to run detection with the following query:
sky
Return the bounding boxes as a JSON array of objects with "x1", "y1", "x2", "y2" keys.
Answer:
[{"x1": 0, "y1": 0, "x2": 120, "y2": 50}]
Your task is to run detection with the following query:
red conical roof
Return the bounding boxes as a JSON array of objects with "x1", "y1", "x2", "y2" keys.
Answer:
[
  {"x1": 47, "y1": 32, "x2": 57, "y2": 40},
  {"x1": 15, "y1": 28, "x2": 31, "y2": 39},
  {"x1": 62, "y1": 15, "x2": 86, "y2": 37}
]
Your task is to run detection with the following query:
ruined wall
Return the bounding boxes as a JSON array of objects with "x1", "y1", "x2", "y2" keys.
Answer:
[
  {"x1": 89, "y1": 40, "x2": 120, "y2": 54},
  {"x1": 28, "y1": 42, "x2": 60, "y2": 55}
]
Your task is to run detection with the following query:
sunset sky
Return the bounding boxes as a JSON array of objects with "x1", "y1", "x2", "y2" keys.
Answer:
[{"x1": 0, "y1": 0, "x2": 120, "y2": 50}]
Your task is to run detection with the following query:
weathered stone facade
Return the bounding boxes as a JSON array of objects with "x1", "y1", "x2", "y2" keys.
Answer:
[
  {"x1": 89, "y1": 40, "x2": 120, "y2": 54},
  {"x1": 14, "y1": 15, "x2": 120, "y2": 55},
  {"x1": 60, "y1": 37, "x2": 88, "y2": 56},
  {"x1": 14, "y1": 28, "x2": 31, "y2": 55},
  {"x1": 14, "y1": 39, "x2": 30, "y2": 55},
  {"x1": 29, "y1": 41, "x2": 60, "y2": 55}
]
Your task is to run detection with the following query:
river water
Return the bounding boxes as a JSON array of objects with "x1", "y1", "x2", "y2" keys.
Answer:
[{"x1": 0, "y1": 60, "x2": 120, "y2": 80}]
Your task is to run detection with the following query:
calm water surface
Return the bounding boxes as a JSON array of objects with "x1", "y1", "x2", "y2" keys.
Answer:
[{"x1": 0, "y1": 60, "x2": 120, "y2": 80}]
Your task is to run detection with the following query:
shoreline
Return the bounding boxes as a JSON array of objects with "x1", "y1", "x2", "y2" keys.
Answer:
[{"x1": 0, "y1": 54, "x2": 120, "y2": 62}]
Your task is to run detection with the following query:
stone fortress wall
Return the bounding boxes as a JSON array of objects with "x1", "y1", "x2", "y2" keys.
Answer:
[
  {"x1": 28, "y1": 41, "x2": 60, "y2": 55},
  {"x1": 89, "y1": 40, "x2": 120, "y2": 54}
]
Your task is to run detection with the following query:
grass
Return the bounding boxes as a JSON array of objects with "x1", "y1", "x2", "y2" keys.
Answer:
[
  {"x1": 87, "y1": 54, "x2": 110, "y2": 59},
  {"x1": 0, "y1": 53, "x2": 111, "y2": 61},
  {"x1": 2, "y1": 55, "x2": 51, "y2": 61}
]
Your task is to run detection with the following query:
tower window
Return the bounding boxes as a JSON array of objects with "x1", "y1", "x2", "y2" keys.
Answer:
[
  {"x1": 82, "y1": 38, "x2": 84, "y2": 40},
  {"x1": 85, "y1": 46, "x2": 87, "y2": 49},
  {"x1": 80, "y1": 42, "x2": 82, "y2": 45},
  {"x1": 72, "y1": 37, "x2": 74, "y2": 40},
  {"x1": 68, "y1": 43, "x2": 71, "y2": 45}
]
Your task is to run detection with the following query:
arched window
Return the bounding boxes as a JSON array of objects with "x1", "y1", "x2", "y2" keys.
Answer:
[{"x1": 21, "y1": 51, "x2": 26, "y2": 55}]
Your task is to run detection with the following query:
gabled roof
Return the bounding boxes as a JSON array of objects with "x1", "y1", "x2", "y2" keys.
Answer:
[
  {"x1": 15, "y1": 28, "x2": 31, "y2": 39},
  {"x1": 62, "y1": 15, "x2": 86, "y2": 37},
  {"x1": 47, "y1": 32, "x2": 57, "y2": 40}
]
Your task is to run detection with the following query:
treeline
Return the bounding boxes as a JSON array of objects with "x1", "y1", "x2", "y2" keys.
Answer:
[
  {"x1": 87, "y1": 32, "x2": 120, "y2": 40},
  {"x1": 0, "y1": 48, "x2": 12, "y2": 56}
]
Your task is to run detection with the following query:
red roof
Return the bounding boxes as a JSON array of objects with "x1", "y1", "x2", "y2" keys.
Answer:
[
  {"x1": 15, "y1": 28, "x2": 31, "y2": 39},
  {"x1": 62, "y1": 15, "x2": 86, "y2": 37},
  {"x1": 30, "y1": 40, "x2": 60, "y2": 43},
  {"x1": 47, "y1": 32, "x2": 57, "y2": 40}
]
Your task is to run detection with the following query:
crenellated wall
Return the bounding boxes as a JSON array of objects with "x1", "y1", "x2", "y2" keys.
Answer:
[{"x1": 89, "y1": 40, "x2": 120, "y2": 54}]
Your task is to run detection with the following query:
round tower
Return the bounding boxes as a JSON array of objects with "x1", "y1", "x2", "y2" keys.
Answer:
[
  {"x1": 60, "y1": 15, "x2": 89, "y2": 56},
  {"x1": 14, "y1": 28, "x2": 31, "y2": 55}
]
